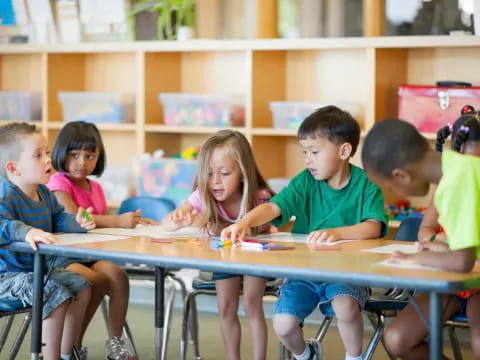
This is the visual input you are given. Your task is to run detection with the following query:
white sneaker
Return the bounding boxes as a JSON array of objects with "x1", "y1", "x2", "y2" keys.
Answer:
[
  {"x1": 77, "y1": 346, "x2": 88, "y2": 360},
  {"x1": 105, "y1": 336, "x2": 135, "y2": 360}
]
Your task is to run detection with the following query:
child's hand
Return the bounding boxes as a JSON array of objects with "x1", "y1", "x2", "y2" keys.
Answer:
[
  {"x1": 76, "y1": 207, "x2": 96, "y2": 230},
  {"x1": 118, "y1": 209, "x2": 143, "y2": 228},
  {"x1": 25, "y1": 228, "x2": 58, "y2": 251},
  {"x1": 221, "y1": 221, "x2": 250, "y2": 243},
  {"x1": 416, "y1": 240, "x2": 449, "y2": 252},
  {"x1": 162, "y1": 208, "x2": 198, "y2": 231},
  {"x1": 307, "y1": 229, "x2": 340, "y2": 243},
  {"x1": 387, "y1": 251, "x2": 418, "y2": 265},
  {"x1": 138, "y1": 217, "x2": 158, "y2": 226}
]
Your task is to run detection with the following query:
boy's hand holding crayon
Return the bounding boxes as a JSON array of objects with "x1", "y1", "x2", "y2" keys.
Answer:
[
  {"x1": 25, "y1": 228, "x2": 58, "y2": 251},
  {"x1": 76, "y1": 207, "x2": 96, "y2": 230},
  {"x1": 221, "y1": 220, "x2": 251, "y2": 243}
]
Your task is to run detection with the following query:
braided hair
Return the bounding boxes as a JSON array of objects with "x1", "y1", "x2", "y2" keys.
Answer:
[{"x1": 435, "y1": 105, "x2": 480, "y2": 153}]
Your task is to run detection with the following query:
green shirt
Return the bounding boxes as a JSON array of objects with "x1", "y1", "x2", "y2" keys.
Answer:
[
  {"x1": 271, "y1": 165, "x2": 388, "y2": 235},
  {"x1": 435, "y1": 151, "x2": 480, "y2": 257}
]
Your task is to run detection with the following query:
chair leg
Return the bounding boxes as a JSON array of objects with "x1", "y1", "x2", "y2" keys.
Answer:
[
  {"x1": 363, "y1": 312, "x2": 385, "y2": 360},
  {"x1": 101, "y1": 297, "x2": 111, "y2": 338},
  {"x1": 447, "y1": 326, "x2": 464, "y2": 360},
  {"x1": 161, "y1": 278, "x2": 176, "y2": 360},
  {"x1": 278, "y1": 340, "x2": 291, "y2": 360},
  {"x1": 313, "y1": 316, "x2": 333, "y2": 343},
  {"x1": 180, "y1": 291, "x2": 195, "y2": 360},
  {"x1": 365, "y1": 311, "x2": 395, "y2": 360},
  {"x1": 189, "y1": 296, "x2": 201, "y2": 360},
  {"x1": 7, "y1": 312, "x2": 31, "y2": 360},
  {"x1": 122, "y1": 321, "x2": 138, "y2": 358},
  {"x1": 0, "y1": 315, "x2": 14, "y2": 353}
]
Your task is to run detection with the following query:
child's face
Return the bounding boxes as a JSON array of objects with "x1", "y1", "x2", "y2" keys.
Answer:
[
  {"x1": 366, "y1": 168, "x2": 430, "y2": 198},
  {"x1": 208, "y1": 147, "x2": 242, "y2": 202},
  {"x1": 299, "y1": 135, "x2": 346, "y2": 181},
  {"x1": 15, "y1": 133, "x2": 52, "y2": 185},
  {"x1": 65, "y1": 146, "x2": 99, "y2": 180}
]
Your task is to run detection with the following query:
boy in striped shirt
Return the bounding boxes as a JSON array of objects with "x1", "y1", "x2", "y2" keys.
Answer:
[{"x1": 0, "y1": 122, "x2": 95, "y2": 360}]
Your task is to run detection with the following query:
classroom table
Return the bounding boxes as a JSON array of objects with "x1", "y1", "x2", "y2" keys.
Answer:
[{"x1": 8, "y1": 237, "x2": 480, "y2": 360}]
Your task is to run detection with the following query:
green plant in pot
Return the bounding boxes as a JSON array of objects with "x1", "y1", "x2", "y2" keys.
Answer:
[{"x1": 129, "y1": 0, "x2": 195, "y2": 40}]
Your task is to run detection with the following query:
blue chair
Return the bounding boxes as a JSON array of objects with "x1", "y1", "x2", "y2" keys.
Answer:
[
  {"x1": 105, "y1": 196, "x2": 182, "y2": 360},
  {"x1": 0, "y1": 300, "x2": 31, "y2": 359}
]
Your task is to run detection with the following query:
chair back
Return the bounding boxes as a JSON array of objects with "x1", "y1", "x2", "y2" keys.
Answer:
[
  {"x1": 118, "y1": 197, "x2": 176, "y2": 222},
  {"x1": 393, "y1": 217, "x2": 422, "y2": 242}
]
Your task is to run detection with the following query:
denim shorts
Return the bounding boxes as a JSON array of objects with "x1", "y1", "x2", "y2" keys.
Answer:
[
  {"x1": 274, "y1": 280, "x2": 370, "y2": 319},
  {"x1": 50, "y1": 255, "x2": 95, "y2": 269},
  {"x1": 0, "y1": 269, "x2": 90, "y2": 319}
]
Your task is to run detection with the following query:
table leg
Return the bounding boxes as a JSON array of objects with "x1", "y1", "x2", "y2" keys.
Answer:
[
  {"x1": 31, "y1": 252, "x2": 45, "y2": 360},
  {"x1": 155, "y1": 267, "x2": 165, "y2": 360},
  {"x1": 429, "y1": 291, "x2": 442, "y2": 360}
]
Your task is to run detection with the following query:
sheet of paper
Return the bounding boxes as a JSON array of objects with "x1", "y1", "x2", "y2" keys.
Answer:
[
  {"x1": 79, "y1": 0, "x2": 127, "y2": 24},
  {"x1": 56, "y1": 233, "x2": 129, "y2": 246},
  {"x1": 90, "y1": 225, "x2": 206, "y2": 239},
  {"x1": 377, "y1": 260, "x2": 439, "y2": 271},
  {"x1": 362, "y1": 244, "x2": 418, "y2": 254},
  {"x1": 255, "y1": 232, "x2": 360, "y2": 246}
]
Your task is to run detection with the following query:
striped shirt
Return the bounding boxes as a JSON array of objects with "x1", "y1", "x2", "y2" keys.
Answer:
[{"x1": 0, "y1": 176, "x2": 85, "y2": 273}]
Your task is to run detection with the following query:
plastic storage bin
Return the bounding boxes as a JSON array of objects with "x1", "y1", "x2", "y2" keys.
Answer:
[
  {"x1": 158, "y1": 93, "x2": 245, "y2": 127},
  {"x1": 136, "y1": 158, "x2": 198, "y2": 206},
  {"x1": 0, "y1": 91, "x2": 42, "y2": 121},
  {"x1": 269, "y1": 101, "x2": 360, "y2": 129},
  {"x1": 58, "y1": 92, "x2": 135, "y2": 123}
]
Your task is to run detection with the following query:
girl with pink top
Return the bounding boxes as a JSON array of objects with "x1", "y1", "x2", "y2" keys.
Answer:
[
  {"x1": 162, "y1": 130, "x2": 275, "y2": 360},
  {"x1": 47, "y1": 121, "x2": 145, "y2": 360}
]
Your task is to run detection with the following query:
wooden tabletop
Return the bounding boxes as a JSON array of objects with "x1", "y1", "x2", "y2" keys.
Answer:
[{"x1": 32, "y1": 237, "x2": 479, "y2": 293}]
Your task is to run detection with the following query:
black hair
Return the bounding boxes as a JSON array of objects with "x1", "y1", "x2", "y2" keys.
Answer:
[
  {"x1": 52, "y1": 121, "x2": 106, "y2": 176},
  {"x1": 0, "y1": 122, "x2": 38, "y2": 177},
  {"x1": 297, "y1": 105, "x2": 360, "y2": 156},
  {"x1": 362, "y1": 118, "x2": 429, "y2": 177},
  {"x1": 435, "y1": 105, "x2": 480, "y2": 153}
]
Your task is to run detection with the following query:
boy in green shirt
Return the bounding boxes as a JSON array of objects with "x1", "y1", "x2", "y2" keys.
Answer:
[
  {"x1": 361, "y1": 118, "x2": 480, "y2": 359},
  {"x1": 222, "y1": 106, "x2": 388, "y2": 360}
]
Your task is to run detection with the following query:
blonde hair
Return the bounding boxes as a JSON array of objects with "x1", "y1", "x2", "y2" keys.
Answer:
[{"x1": 194, "y1": 130, "x2": 273, "y2": 235}]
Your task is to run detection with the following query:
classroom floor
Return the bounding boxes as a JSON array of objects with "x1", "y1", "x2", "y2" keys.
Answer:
[{"x1": 8, "y1": 302, "x2": 474, "y2": 360}]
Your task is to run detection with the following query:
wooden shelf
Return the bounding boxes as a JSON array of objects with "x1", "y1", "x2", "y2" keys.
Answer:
[
  {"x1": 47, "y1": 122, "x2": 137, "y2": 132},
  {"x1": 1, "y1": 35, "x2": 478, "y2": 182},
  {"x1": 145, "y1": 124, "x2": 247, "y2": 134}
]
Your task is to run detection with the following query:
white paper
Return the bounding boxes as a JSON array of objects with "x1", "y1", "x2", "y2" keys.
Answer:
[
  {"x1": 377, "y1": 260, "x2": 440, "y2": 271},
  {"x1": 362, "y1": 244, "x2": 419, "y2": 254},
  {"x1": 255, "y1": 232, "x2": 360, "y2": 245},
  {"x1": 12, "y1": 0, "x2": 29, "y2": 25},
  {"x1": 90, "y1": 225, "x2": 206, "y2": 239},
  {"x1": 56, "y1": 233, "x2": 129, "y2": 246}
]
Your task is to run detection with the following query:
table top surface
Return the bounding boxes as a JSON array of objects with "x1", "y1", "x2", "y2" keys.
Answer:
[{"x1": 8, "y1": 236, "x2": 480, "y2": 292}]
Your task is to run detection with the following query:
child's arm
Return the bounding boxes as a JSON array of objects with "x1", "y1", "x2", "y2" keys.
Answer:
[
  {"x1": 418, "y1": 199, "x2": 444, "y2": 243},
  {"x1": 221, "y1": 202, "x2": 281, "y2": 242},
  {"x1": 162, "y1": 202, "x2": 198, "y2": 231},
  {"x1": 307, "y1": 219, "x2": 382, "y2": 243},
  {"x1": 54, "y1": 190, "x2": 151, "y2": 228},
  {"x1": 390, "y1": 247, "x2": 476, "y2": 273}
]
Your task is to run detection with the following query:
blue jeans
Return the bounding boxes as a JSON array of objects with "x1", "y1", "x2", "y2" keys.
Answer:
[{"x1": 274, "y1": 280, "x2": 370, "y2": 320}]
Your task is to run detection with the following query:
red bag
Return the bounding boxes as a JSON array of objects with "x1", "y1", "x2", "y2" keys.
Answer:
[{"x1": 398, "y1": 83, "x2": 480, "y2": 133}]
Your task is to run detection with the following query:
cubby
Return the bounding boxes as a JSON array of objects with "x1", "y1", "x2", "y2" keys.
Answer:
[{"x1": 0, "y1": 36, "x2": 478, "y2": 219}]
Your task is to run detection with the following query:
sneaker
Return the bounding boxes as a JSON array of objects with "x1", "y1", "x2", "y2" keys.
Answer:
[
  {"x1": 78, "y1": 346, "x2": 88, "y2": 360},
  {"x1": 105, "y1": 336, "x2": 135, "y2": 360},
  {"x1": 306, "y1": 341, "x2": 323, "y2": 360}
]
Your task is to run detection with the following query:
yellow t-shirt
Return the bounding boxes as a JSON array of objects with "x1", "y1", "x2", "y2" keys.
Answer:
[{"x1": 435, "y1": 151, "x2": 480, "y2": 257}]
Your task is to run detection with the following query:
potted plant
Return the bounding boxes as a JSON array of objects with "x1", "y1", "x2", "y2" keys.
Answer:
[{"x1": 129, "y1": 0, "x2": 195, "y2": 41}]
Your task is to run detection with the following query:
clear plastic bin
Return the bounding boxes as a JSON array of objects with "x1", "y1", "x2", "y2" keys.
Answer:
[
  {"x1": 269, "y1": 101, "x2": 360, "y2": 129},
  {"x1": 158, "y1": 93, "x2": 245, "y2": 127},
  {"x1": 0, "y1": 91, "x2": 42, "y2": 121},
  {"x1": 58, "y1": 92, "x2": 135, "y2": 123}
]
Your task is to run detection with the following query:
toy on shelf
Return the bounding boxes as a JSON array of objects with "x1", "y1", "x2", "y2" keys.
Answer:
[
  {"x1": 387, "y1": 199, "x2": 425, "y2": 221},
  {"x1": 174, "y1": 146, "x2": 200, "y2": 160}
]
